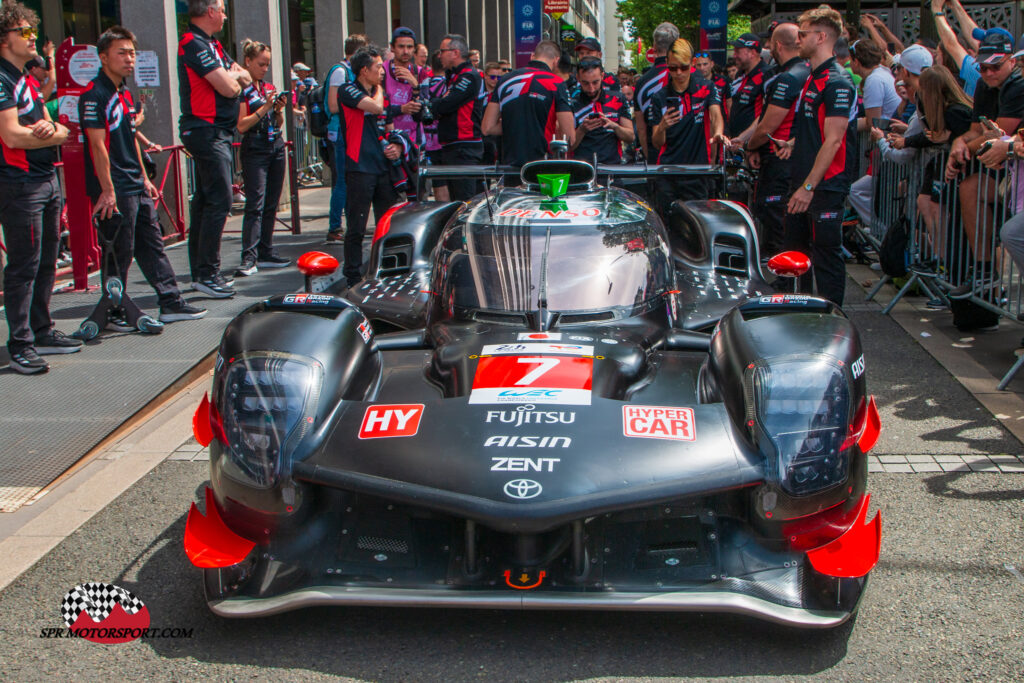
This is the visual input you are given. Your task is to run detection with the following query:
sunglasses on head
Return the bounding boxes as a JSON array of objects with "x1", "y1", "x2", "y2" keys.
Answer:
[
  {"x1": 667, "y1": 64, "x2": 691, "y2": 72},
  {"x1": 694, "y1": 52, "x2": 710, "y2": 59},
  {"x1": 5, "y1": 25, "x2": 37, "y2": 41}
]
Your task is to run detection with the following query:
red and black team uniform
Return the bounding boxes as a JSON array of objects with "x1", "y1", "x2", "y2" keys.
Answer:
[
  {"x1": 432, "y1": 60, "x2": 483, "y2": 200},
  {"x1": 177, "y1": 22, "x2": 239, "y2": 288},
  {"x1": 710, "y1": 73, "x2": 731, "y2": 120},
  {"x1": 337, "y1": 80, "x2": 398, "y2": 285},
  {"x1": 632, "y1": 56, "x2": 669, "y2": 160},
  {"x1": 784, "y1": 57, "x2": 857, "y2": 306},
  {"x1": 0, "y1": 56, "x2": 64, "y2": 357},
  {"x1": 237, "y1": 81, "x2": 288, "y2": 270},
  {"x1": 572, "y1": 88, "x2": 631, "y2": 164},
  {"x1": 80, "y1": 70, "x2": 188, "y2": 314},
  {"x1": 752, "y1": 56, "x2": 809, "y2": 255},
  {"x1": 728, "y1": 60, "x2": 767, "y2": 138},
  {"x1": 647, "y1": 74, "x2": 721, "y2": 207},
  {"x1": 491, "y1": 60, "x2": 572, "y2": 167}
]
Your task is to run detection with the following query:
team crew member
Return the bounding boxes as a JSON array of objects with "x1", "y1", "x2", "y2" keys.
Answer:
[
  {"x1": 80, "y1": 26, "x2": 206, "y2": 326},
  {"x1": 383, "y1": 26, "x2": 424, "y2": 145},
  {"x1": 0, "y1": 1, "x2": 79, "y2": 373},
  {"x1": 648, "y1": 38, "x2": 727, "y2": 209},
  {"x1": 481, "y1": 60, "x2": 503, "y2": 164},
  {"x1": 338, "y1": 45, "x2": 402, "y2": 286},
  {"x1": 233, "y1": 39, "x2": 290, "y2": 276},
  {"x1": 572, "y1": 58, "x2": 633, "y2": 164},
  {"x1": 575, "y1": 38, "x2": 618, "y2": 89},
  {"x1": 177, "y1": 0, "x2": 251, "y2": 298},
  {"x1": 482, "y1": 40, "x2": 574, "y2": 169},
  {"x1": 633, "y1": 22, "x2": 679, "y2": 159},
  {"x1": 777, "y1": 7, "x2": 857, "y2": 306},
  {"x1": 728, "y1": 33, "x2": 769, "y2": 139},
  {"x1": 325, "y1": 33, "x2": 367, "y2": 243},
  {"x1": 694, "y1": 51, "x2": 730, "y2": 118},
  {"x1": 433, "y1": 33, "x2": 483, "y2": 200},
  {"x1": 740, "y1": 23, "x2": 808, "y2": 255}
]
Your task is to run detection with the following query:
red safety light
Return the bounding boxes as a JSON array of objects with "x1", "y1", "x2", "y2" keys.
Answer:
[
  {"x1": 806, "y1": 494, "x2": 881, "y2": 578},
  {"x1": 766, "y1": 251, "x2": 811, "y2": 278},
  {"x1": 372, "y1": 201, "x2": 410, "y2": 243},
  {"x1": 184, "y1": 487, "x2": 256, "y2": 568},
  {"x1": 296, "y1": 251, "x2": 339, "y2": 278}
]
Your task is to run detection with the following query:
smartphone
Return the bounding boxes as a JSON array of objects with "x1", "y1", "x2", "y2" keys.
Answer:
[
  {"x1": 666, "y1": 95, "x2": 681, "y2": 111},
  {"x1": 979, "y1": 116, "x2": 998, "y2": 131},
  {"x1": 276, "y1": 90, "x2": 291, "y2": 101},
  {"x1": 979, "y1": 139, "x2": 994, "y2": 154},
  {"x1": 587, "y1": 112, "x2": 601, "y2": 120},
  {"x1": 766, "y1": 133, "x2": 787, "y2": 146},
  {"x1": 872, "y1": 117, "x2": 892, "y2": 132}
]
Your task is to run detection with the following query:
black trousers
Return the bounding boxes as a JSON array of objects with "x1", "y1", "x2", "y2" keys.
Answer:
[
  {"x1": 441, "y1": 142, "x2": 483, "y2": 201},
  {"x1": 782, "y1": 188, "x2": 846, "y2": 305},
  {"x1": 240, "y1": 141, "x2": 286, "y2": 262},
  {"x1": 94, "y1": 192, "x2": 183, "y2": 309},
  {"x1": 753, "y1": 155, "x2": 791, "y2": 257},
  {"x1": 654, "y1": 177, "x2": 710, "y2": 219},
  {"x1": 1, "y1": 176, "x2": 61, "y2": 352},
  {"x1": 344, "y1": 171, "x2": 398, "y2": 286},
  {"x1": 182, "y1": 126, "x2": 233, "y2": 280}
]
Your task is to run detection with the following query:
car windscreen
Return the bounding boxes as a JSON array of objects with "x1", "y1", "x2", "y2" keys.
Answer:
[{"x1": 437, "y1": 221, "x2": 672, "y2": 314}]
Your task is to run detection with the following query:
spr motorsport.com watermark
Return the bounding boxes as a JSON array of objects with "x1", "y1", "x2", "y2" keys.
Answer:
[{"x1": 39, "y1": 582, "x2": 194, "y2": 644}]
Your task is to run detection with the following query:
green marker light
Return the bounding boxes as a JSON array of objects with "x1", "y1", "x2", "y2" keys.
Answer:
[{"x1": 537, "y1": 173, "x2": 570, "y2": 198}]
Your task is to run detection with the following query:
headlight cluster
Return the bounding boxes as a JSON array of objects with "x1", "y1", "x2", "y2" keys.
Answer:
[
  {"x1": 220, "y1": 353, "x2": 322, "y2": 487},
  {"x1": 750, "y1": 358, "x2": 852, "y2": 496}
]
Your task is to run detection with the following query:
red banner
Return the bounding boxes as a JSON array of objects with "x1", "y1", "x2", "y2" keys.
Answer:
[{"x1": 543, "y1": 0, "x2": 570, "y2": 18}]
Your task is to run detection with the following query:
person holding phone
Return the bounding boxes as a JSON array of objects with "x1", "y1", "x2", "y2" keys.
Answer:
[
  {"x1": 572, "y1": 57, "x2": 633, "y2": 164},
  {"x1": 648, "y1": 37, "x2": 727, "y2": 211},
  {"x1": 233, "y1": 38, "x2": 290, "y2": 277}
]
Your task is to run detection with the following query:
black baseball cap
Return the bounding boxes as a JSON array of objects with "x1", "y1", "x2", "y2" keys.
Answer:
[
  {"x1": 978, "y1": 31, "x2": 1013, "y2": 64},
  {"x1": 576, "y1": 37, "x2": 601, "y2": 52},
  {"x1": 391, "y1": 26, "x2": 416, "y2": 43},
  {"x1": 731, "y1": 33, "x2": 761, "y2": 51}
]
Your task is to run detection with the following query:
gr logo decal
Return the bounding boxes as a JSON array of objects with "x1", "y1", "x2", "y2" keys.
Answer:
[{"x1": 359, "y1": 404, "x2": 424, "y2": 439}]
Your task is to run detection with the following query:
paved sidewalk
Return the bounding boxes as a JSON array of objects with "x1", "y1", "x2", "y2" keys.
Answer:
[{"x1": 0, "y1": 188, "x2": 336, "y2": 512}]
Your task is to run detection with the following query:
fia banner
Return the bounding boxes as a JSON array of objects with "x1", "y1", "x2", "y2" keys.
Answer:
[
  {"x1": 514, "y1": 0, "x2": 542, "y2": 68},
  {"x1": 700, "y1": 0, "x2": 728, "y2": 65}
]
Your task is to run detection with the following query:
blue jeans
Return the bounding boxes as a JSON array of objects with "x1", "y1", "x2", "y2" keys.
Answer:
[{"x1": 328, "y1": 140, "x2": 347, "y2": 234}]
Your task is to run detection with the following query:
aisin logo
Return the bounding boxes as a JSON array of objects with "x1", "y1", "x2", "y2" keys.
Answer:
[{"x1": 60, "y1": 582, "x2": 150, "y2": 644}]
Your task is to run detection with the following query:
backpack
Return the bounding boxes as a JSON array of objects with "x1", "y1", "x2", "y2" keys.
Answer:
[
  {"x1": 308, "y1": 63, "x2": 345, "y2": 138},
  {"x1": 878, "y1": 213, "x2": 909, "y2": 278}
]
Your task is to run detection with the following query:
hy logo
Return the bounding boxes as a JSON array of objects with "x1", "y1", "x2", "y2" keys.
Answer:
[{"x1": 60, "y1": 582, "x2": 150, "y2": 644}]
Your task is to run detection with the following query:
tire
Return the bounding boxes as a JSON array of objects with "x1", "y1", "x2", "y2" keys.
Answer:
[
  {"x1": 137, "y1": 315, "x2": 165, "y2": 335},
  {"x1": 105, "y1": 277, "x2": 124, "y2": 306},
  {"x1": 75, "y1": 320, "x2": 100, "y2": 341}
]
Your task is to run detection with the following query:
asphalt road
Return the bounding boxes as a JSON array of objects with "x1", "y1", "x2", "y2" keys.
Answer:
[{"x1": 0, "y1": 285, "x2": 1022, "y2": 681}]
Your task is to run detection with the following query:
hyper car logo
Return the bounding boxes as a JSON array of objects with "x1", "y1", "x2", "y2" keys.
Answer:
[
  {"x1": 503, "y1": 479, "x2": 543, "y2": 499},
  {"x1": 622, "y1": 406, "x2": 697, "y2": 441},
  {"x1": 59, "y1": 583, "x2": 150, "y2": 644},
  {"x1": 359, "y1": 404, "x2": 424, "y2": 439}
]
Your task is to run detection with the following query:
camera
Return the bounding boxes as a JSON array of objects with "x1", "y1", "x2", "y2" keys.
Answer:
[{"x1": 418, "y1": 82, "x2": 434, "y2": 125}]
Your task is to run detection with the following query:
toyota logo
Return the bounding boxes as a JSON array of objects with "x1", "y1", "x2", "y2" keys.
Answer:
[{"x1": 504, "y1": 479, "x2": 542, "y2": 499}]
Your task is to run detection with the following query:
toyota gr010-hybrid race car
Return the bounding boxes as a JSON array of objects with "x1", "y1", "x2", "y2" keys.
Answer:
[{"x1": 185, "y1": 160, "x2": 881, "y2": 627}]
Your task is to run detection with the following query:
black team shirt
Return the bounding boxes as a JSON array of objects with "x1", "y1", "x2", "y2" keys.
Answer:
[
  {"x1": 0, "y1": 57, "x2": 56, "y2": 182},
  {"x1": 338, "y1": 80, "x2": 392, "y2": 176},
  {"x1": 790, "y1": 57, "x2": 857, "y2": 193},
  {"x1": 728, "y1": 60, "x2": 767, "y2": 138},
  {"x1": 177, "y1": 23, "x2": 239, "y2": 131},
  {"x1": 972, "y1": 70, "x2": 1024, "y2": 126},
  {"x1": 757, "y1": 56, "x2": 810, "y2": 161},
  {"x1": 633, "y1": 56, "x2": 669, "y2": 159},
  {"x1": 647, "y1": 74, "x2": 721, "y2": 165},
  {"x1": 491, "y1": 60, "x2": 572, "y2": 167},
  {"x1": 432, "y1": 60, "x2": 483, "y2": 145},
  {"x1": 572, "y1": 88, "x2": 631, "y2": 164},
  {"x1": 79, "y1": 70, "x2": 145, "y2": 199}
]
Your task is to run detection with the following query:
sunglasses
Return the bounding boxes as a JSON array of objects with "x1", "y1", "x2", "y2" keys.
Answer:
[
  {"x1": 694, "y1": 52, "x2": 710, "y2": 59},
  {"x1": 488, "y1": 74, "x2": 501, "y2": 80},
  {"x1": 5, "y1": 25, "x2": 37, "y2": 41},
  {"x1": 979, "y1": 60, "x2": 1008, "y2": 72},
  {"x1": 667, "y1": 64, "x2": 691, "y2": 72}
]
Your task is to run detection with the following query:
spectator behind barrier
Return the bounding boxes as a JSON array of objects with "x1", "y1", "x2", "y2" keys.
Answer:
[{"x1": 324, "y1": 32, "x2": 367, "y2": 244}]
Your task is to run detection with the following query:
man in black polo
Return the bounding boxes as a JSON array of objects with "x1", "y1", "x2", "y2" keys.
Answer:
[
  {"x1": 0, "y1": 2, "x2": 80, "y2": 374},
  {"x1": 633, "y1": 22, "x2": 678, "y2": 160},
  {"x1": 177, "y1": 0, "x2": 251, "y2": 298},
  {"x1": 779, "y1": 8, "x2": 857, "y2": 306},
  {"x1": 572, "y1": 58, "x2": 633, "y2": 164},
  {"x1": 338, "y1": 45, "x2": 402, "y2": 286},
  {"x1": 575, "y1": 38, "x2": 618, "y2": 90},
  {"x1": 80, "y1": 26, "x2": 206, "y2": 327},
  {"x1": 728, "y1": 32, "x2": 769, "y2": 140},
  {"x1": 481, "y1": 40, "x2": 574, "y2": 169},
  {"x1": 433, "y1": 33, "x2": 483, "y2": 201}
]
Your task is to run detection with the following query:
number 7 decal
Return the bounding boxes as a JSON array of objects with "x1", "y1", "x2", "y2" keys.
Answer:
[{"x1": 515, "y1": 357, "x2": 561, "y2": 385}]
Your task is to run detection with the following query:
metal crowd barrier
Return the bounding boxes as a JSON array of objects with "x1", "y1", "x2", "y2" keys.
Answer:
[{"x1": 863, "y1": 134, "x2": 1024, "y2": 389}]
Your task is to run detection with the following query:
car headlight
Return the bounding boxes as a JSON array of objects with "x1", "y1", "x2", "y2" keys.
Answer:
[
  {"x1": 219, "y1": 353, "x2": 322, "y2": 487},
  {"x1": 750, "y1": 358, "x2": 852, "y2": 496}
]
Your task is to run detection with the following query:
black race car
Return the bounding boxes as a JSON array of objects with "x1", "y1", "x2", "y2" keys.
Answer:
[{"x1": 185, "y1": 160, "x2": 881, "y2": 627}]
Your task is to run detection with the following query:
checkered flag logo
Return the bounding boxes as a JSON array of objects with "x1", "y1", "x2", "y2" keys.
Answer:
[{"x1": 60, "y1": 582, "x2": 146, "y2": 628}]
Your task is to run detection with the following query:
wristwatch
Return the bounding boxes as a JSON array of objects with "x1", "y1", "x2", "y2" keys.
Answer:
[{"x1": 803, "y1": 182, "x2": 814, "y2": 192}]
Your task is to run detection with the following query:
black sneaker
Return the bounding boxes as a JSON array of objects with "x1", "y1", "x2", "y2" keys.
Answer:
[
  {"x1": 159, "y1": 301, "x2": 208, "y2": 322},
  {"x1": 257, "y1": 254, "x2": 291, "y2": 269},
  {"x1": 214, "y1": 272, "x2": 235, "y2": 287},
  {"x1": 35, "y1": 330, "x2": 84, "y2": 355},
  {"x1": 948, "y1": 274, "x2": 1001, "y2": 300},
  {"x1": 325, "y1": 231, "x2": 344, "y2": 244},
  {"x1": 106, "y1": 312, "x2": 135, "y2": 332},
  {"x1": 9, "y1": 347, "x2": 49, "y2": 374},
  {"x1": 192, "y1": 278, "x2": 235, "y2": 298},
  {"x1": 235, "y1": 259, "x2": 258, "y2": 277}
]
